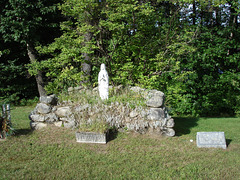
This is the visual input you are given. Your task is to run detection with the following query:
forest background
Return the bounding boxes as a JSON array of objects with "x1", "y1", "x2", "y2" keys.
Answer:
[{"x1": 0, "y1": 0, "x2": 239, "y2": 117}]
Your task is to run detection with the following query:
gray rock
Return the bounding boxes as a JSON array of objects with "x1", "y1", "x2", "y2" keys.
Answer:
[
  {"x1": 140, "y1": 110, "x2": 148, "y2": 118},
  {"x1": 63, "y1": 121, "x2": 76, "y2": 129},
  {"x1": 30, "y1": 121, "x2": 47, "y2": 130},
  {"x1": 52, "y1": 106, "x2": 57, "y2": 112},
  {"x1": 166, "y1": 118, "x2": 174, "y2": 128},
  {"x1": 130, "y1": 86, "x2": 145, "y2": 93},
  {"x1": 130, "y1": 110, "x2": 138, "y2": 118},
  {"x1": 147, "y1": 108, "x2": 165, "y2": 121},
  {"x1": 59, "y1": 114, "x2": 75, "y2": 123},
  {"x1": 127, "y1": 125, "x2": 134, "y2": 131},
  {"x1": 164, "y1": 107, "x2": 171, "y2": 119},
  {"x1": 75, "y1": 104, "x2": 90, "y2": 112},
  {"x1": 36, "y1": 103, "x2": 52, "y2": 114},
  {"x1": 30, "y1": 108, "x2": 37, "y2": 116},
  {"x1": 161, "y1": 118, "x2": 167, "y2": 127},
  {"x1": 135, "y1": 123, "x2": 140, "y2": 130},
  {"x1": 45, "y1": 113, "x2": 58, "y2": 123},
  {"x1": 55, "y1": 106, "x2": 71, "y2": 117},
  {"x1": 149, "y1": 122, "x2": 154, "y2": 128},
  {"x1": 125, "y1": 117, "x2": 131, "y2": 123},
  {"x1": 155, "y1": 121, "x2": 161, "y2": 128},
  {"x1": 162, "y1": 128, "x2": 175, "y2": 137},
  {"x1": 54, "y1": 121, "x2": 63, "y2": 127},
  {"x1": 30, "y1": 114, "x2": 45, "y2": 122},
  {"x1": 40, "y1": 94, "x2": 57, "y2": 105},
  {"x1": 146, "y1": 90, "x2": 164, "y2": 107},
  {"x1": 136, "y1": 120, "x2": 146, "y2": 129}
]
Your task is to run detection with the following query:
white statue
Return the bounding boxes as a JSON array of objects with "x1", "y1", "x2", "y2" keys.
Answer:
[{"x1": 98, "y1": 63, "x2": 109, "y2": 100}]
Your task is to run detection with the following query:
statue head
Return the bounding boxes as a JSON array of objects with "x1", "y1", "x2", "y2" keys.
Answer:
[{"x1": 100, "y1": 63, "x2": 106, "y2": 71}]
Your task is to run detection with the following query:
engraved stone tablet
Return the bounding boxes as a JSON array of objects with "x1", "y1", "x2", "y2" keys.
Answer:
[
  {"x1": 76, "y1": 132, "x2": 107, "y2": 144},
  {"x1": 196, "y1": 132, "x2": 227, "y2": 149}
]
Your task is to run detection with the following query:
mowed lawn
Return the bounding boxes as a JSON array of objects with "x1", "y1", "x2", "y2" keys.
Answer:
[{"x1": 0, "y1": 106, "x2": 240, "y2": 179}]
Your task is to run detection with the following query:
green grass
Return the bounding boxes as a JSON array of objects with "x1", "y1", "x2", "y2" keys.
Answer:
[{"x1": 0, "y1": 106, "x2": 240, "y2": 179}]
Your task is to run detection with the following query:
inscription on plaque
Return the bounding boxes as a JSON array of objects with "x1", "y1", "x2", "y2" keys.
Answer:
[
  {"x1": 196, "y1": 132, "x2": 227, "y2": 149},
  {"x1": 76, "y1": 132, "x2": 107, "y2": 144}
]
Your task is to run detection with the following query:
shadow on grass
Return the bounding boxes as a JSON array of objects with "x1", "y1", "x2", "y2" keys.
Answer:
[
  {"x1": 226, "y1": 139, "x2": 232, "y2": 147},
  {"x1": 107, "y1": 129, "x2": 118, "y2": 142},
  {"x1": 173, "y1": 117, "x2": 199, "y2": 136},
  {"x1": 14, "y1": 128, "x2": 33, "y2": 137}
]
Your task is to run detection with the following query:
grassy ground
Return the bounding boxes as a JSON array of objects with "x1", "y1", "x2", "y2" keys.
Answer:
[{"x1": 0, "y1": 106, "x2": 240, "y2": 180}]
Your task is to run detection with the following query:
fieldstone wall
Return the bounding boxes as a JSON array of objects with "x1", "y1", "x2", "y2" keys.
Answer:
[{"x1": 29, "y1": 86, "x2": 175, "y2": 136}]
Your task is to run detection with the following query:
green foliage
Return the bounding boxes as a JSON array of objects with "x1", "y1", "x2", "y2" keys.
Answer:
[
  {"x1": 177, "y1": 24, "x2": 240, "y2": 116},
  {"x1": 0, "y1": 41, "x2": 38, "y2": 104},
  {"x1": 2, "y1": 0, "x2": 240, "y2": 116},
  {"x1": 0, "y1": 0, "x2": 61, "y2": 44},
  {"x1": 0, "y1": 0, "x2": 63, "y2": 98},
  {"x1": 36, "y1": 0, "x2": 196, "y2": 95}
]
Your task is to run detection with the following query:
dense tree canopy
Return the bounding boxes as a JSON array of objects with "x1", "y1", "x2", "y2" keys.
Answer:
[
  {"x1": 1, "y1": 0, "x2": 239, "y2": 116},
  {"x1": 0, "y1": 0, "x2": 62, "y2": 99}
]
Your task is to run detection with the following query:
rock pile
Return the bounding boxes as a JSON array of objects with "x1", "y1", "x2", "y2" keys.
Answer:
[
  {"x1": 29, "y1": 95, "x2": 76, "y2": 130},
  {"x1": 29, "y1": 86, "x2": 175, "y2": 136}
]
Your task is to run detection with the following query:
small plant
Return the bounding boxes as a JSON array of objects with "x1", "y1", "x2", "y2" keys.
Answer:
[
  {"x1": 106, "y1": 86, "x2": 146, "y2": 108},
  {"x1": 59, "y1": 86, "x2": 146, "y2": 109},
  {"x1": 74, "y1": 106, "x2": 110, "y2": 133},
  {"x1": 59, "y1": 88, "x2": 101, "y2": 106},
  {"x1": 78, "y1": 120, "x2": 110, "y2": 133},
  {"x1": 76, "y1": 113, "x2": 110, "y2": 133}
]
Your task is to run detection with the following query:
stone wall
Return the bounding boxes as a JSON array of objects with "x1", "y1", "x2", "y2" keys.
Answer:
[{"x1": 29, "y1": 87, "x2": 175, "y2": 136}]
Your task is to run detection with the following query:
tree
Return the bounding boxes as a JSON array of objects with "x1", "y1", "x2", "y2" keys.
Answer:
[
  {"x1": 32, "y1": 0, "x2": 239, "y2": 116},
  {"x1": 175, "y1": 1, "x2": 240, "y2": 116},
  {"x1": 35, "y1": 0, "x2": 193, "y2": 93},
  {"x1": 0, "y1": 0, "x2": 62, "y2": 97},
  {"x1": 0, "y1": 40, "x2": 37, "y2": 104}
]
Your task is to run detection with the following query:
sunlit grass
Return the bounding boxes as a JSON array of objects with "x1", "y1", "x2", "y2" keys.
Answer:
[{"x1": 0, "y1": 106, "x2": 239, "y2": 179}]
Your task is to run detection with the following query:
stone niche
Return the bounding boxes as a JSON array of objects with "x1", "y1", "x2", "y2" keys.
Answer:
[{"x1": 29, "y1": 86, "x2": 175, "y2": 137}]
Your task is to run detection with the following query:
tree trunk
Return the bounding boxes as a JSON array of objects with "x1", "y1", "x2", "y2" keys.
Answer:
[
  {"x1": 192, "y1": 1, "x2": 196, "y2": 25},
  {"x1": 27, "y1": 43, "x2": 46, "y2": 97},
  {"x1": 81, "y1": 32, "x2": 92, "y2": 86},
  {"x1": 215, "y1": 6, "x2": 221, "y2": 26},
  {"x1": 227, "y1": 1, "x2": 237, "y2": 55}
]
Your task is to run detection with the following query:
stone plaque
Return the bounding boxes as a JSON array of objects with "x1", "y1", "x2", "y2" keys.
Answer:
[
  {"x1": 76, "y1": 132, "x2": 107, "y2": 144},
  {"x1": 196, "y1": 132, "x2": 227, "y2": 149}
]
